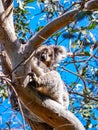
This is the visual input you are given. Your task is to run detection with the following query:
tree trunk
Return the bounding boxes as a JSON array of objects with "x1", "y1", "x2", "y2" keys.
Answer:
[{"x1": 26, "y1": 119, "x2": 53, "y2": 130}]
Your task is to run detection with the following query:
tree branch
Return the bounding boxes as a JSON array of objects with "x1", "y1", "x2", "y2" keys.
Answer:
[
  {"x1": 15, "y1": 84, "x2": 85, "y2": 130},
  {"x1": 24, "y1": 9, "x2": 79, "y2": 56},
  {"x1": 24, "y1": 0, "x2": 98, "y2": 58},
  {"x1": 3, "y1": 0, "x2": 15, "y2": 33},
  {"x1": 85, "y1": 0, "x2": 98, "y2": 11},
  {"x1": 0, "y1": 0, "x2": 18, "y2": 57},
  {"x1": 69, "y1": 91, "x2": 98, "y2": 102}
]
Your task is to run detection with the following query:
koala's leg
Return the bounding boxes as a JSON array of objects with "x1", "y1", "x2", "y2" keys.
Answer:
[
  {"x1": 55, "y1": 96, "x2": 64, "y2": 106},
  {"x1": 33, "y1": 71, "x2": 65, "y2": 106},
  {"x1": 63, "y1": 92, "x2": 69, "y2": 109}
]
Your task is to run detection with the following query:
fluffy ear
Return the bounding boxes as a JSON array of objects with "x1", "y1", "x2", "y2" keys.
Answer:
[{"x1": 49, "y1": 45, "x2": 67, "y2": 63}]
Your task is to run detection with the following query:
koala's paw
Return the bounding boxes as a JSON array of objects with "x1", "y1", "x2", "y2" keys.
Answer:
[
  {"x1": 28, "y1": 72, "x2": 36, "y2": 79},
  {"x1": 33, "y1": 73, "x2": 38, "y2": 81}
]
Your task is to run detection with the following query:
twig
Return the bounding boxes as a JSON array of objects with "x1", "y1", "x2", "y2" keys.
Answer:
[
  {"x1": 1, "y1": 76, "x2": 26, "y2": 130},
  {"x1": 61, "y1": 67, "x2": 87, "y2": 90},
  {"x1": 69, "y1": 91, "x2": 98, "y2": 102}
]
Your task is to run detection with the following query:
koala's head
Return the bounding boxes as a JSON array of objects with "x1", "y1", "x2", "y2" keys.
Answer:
[{"x1": 34, "y1": 45, "x2": 67, "y2": 69}]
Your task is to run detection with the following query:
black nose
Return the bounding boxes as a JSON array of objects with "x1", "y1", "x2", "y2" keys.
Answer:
[{"x1": 40, "y1": 53, "x2": 47, "y2": 61}]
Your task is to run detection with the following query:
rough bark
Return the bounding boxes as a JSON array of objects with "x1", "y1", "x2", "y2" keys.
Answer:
[
  {"x1": 0, "y1": 0, "x2": 98, "y2": 129},
  {"x1": 26, "y1": 119, "x2": 53, "y2": 130}
]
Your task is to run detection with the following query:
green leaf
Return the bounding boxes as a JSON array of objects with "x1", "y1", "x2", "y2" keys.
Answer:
[
  {"x1": 24, "y1": 0, "x2": 35, "y2": 4},
  {"x1": 87, "y1": 22, "x2": 98, "y2": 30},
  {"x1": 71, "y1": 28, "x2": 79, "y2": 33},
  {"x1": 84, "y1": 51, "x2": 90, "y2": 56},
  {"x1": 53, "y1": 32, "x2": 62, "y2": 37},
  {"x1": 36, "y1": 26, "x2": 44, "y2": 31}
]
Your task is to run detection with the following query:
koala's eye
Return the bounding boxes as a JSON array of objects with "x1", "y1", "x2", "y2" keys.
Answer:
[
  {"x1": 49, "y1": 54, "x2": 52, "y2": 57},
  {"x1": 40, "y1": 52, "x2": 47, "y2": 61}
]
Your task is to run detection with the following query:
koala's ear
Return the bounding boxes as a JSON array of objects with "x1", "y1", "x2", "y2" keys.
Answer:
[{"x1": 50, "y1": 45, "x2": 67, "y2": 63}]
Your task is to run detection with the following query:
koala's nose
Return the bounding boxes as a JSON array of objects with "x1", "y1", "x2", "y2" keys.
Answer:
[{"x1": 40, "y1": 53, "x2": 47, "y2": 61}]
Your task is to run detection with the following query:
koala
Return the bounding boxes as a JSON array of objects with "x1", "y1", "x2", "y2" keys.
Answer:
[
  {"x1": 33, "y1": 45, "x2": 67, "y2": 70},
  {"x1": 29, "y1": 45, "x2": 69, "y2": 109}
]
